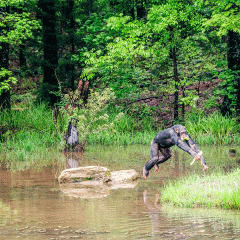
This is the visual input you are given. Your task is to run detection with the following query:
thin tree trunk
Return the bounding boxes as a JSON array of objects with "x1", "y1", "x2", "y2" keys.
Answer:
[
  {"x1": 182, "y1": 86, "x2": 185, "y2": 121},
  {"x1": 172, "y1": 46, "x2": 179, "y2": 121},
  {"x1": 69, "y1": 0, "x2": 75, "y2": 90},
  {"x1": 17, "y1": 8, "x2": 27, "y2": 73}
]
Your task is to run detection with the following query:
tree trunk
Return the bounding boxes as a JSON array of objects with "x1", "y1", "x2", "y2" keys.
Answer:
[
  {"x1": 69, "y1": 0, "x2": 75, "y2": 90},
  {"x1": 221, "y1": 31, "x2": 240, "y2": 116},
  {"x1": 172, "y1": 46, "x2": 179, "y2": 121},
  {"x1": 17, "y1": 8, "x2": 27, "y2": 73},
  {"x1": 19, "y1": 43, "x2": 27, "y2": 71},
  {"x1": 0, "y1": 7, "x2": 10, "y2": 110},
  {"x1": 39, "y1": 0, "x2": 59, "y2": 106}
]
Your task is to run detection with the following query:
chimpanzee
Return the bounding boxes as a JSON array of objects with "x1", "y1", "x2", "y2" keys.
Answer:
[
  {"x1": 143, "y1": 124, "x2": 208, "y2": 179},
  {"x1": 65, "y1": 118, "x2": 79, "y2": 146}
]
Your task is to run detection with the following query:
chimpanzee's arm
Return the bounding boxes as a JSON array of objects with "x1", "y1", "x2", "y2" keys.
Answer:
[
  {"x1": 173, "y1": 136, "x2": 199, "y2": 158},
  {"x1": 187, "y1": 136, "x2": 207, "y2": 166},
  {"x1": 187, "y1": 137, "x2": 200, "y2": 152}
]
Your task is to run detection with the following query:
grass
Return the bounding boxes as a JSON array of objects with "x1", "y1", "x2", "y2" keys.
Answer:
[
  {"x1": 0, "y1": 103, "x2": 65, "y2": 169},
  {"x1": 0, "y1": 100, "x2": 240, "y2": 168},
  {"x1": 185, "y1": 111, "x2": 240, "y2": 144},
  {"x1": 161, "y1": 168, "x2": 240, "y2": 210},
  {"x1": 88, "y1": 130, "x2": 156, "y2": 145}
]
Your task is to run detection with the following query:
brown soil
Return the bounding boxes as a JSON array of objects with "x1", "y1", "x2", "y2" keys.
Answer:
[{"x1": 11, "y1": 70, "x2": 223, "y2": 128}]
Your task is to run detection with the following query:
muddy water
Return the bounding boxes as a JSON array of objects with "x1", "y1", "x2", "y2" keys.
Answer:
[{"x1": 1, "y1": 145, "x2": 240, "y2": 239}]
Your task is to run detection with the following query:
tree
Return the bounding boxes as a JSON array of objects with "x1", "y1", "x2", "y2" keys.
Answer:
[
  {"x1": 38, "y1": 0, "x2": 59, "y2": 106},
  {"x1": 0, "y1": 0, "x2": 39, "y2": 109},
  {"x1": 201, "y1": 0, "x2": 240, "y2": 116},
  {"x1": 81, "y1": 0, "x2": 220, "y2": 122}
]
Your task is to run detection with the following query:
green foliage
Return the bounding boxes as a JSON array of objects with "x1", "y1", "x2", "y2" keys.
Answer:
[
  {"x1": 78, "y1": 0, "x2": 226, "y2": 119},
  {"x1": 60, "y1": 88, "x2": 123, "y2": 148},
  {"x1": 201, "y1": 0, "x2": 240, "y2": 36},
  {"x1": 0, "y1": 68, "x2": 17, "y2": 95},
  {"x1": 0, "y1": 0, "x2": 40, "y2": 45},
  {"x1": 218, "y1": 69, "x2": 239, "y2": 114}
]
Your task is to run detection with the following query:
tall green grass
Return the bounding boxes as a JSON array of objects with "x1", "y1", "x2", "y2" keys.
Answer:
[
  {"x1": 161, "y1": 168, "x2": 240, "y2": 210},
  {"x1": 0, "y1": 104, "x2": 64, "y2": 167},
  {"x1": 185, "y1": 111, "x2": 240, "y2": 145},
  {"x1": 88, "y1": 131, "x2": 156, "y2": 145},
  {"x1": 0, "y1": 103, "x2": 58, "y2": 132}
]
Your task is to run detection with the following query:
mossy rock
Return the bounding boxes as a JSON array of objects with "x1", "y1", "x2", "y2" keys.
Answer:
[{"x1": 58, "y1": 166, "x2": 111, "y2": 184}]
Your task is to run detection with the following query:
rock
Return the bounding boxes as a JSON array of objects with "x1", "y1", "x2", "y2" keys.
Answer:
[
  {"x1": 58, "y1": 166, "x2": 111, "y2": 184},
  {"x1": 58, "y1": 167, "x2": 140, "y2": 198},
  {"x1": 110, "y1": 169, "x2": 139, "y2": 182},
  {"x1": 108, "y1": 169, "x2": 140, "y2": 189}
]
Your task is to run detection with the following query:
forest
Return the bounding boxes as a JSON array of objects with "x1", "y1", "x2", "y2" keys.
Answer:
[{"x1": 1, "y1": 0, "x2": 240, "y2": 159}]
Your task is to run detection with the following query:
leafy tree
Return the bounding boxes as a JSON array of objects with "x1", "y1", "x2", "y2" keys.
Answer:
[
  {"x1": 81, "y1": 0, "x2": 223, "y2": 121},
  {"x1": 0, "y1": 0, "x2": 40, "y2": 109}
]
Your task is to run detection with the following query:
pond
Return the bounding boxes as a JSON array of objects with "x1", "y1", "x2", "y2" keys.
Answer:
[{"x1": 1, "y1": 144, "x2": 240, "y2": 239}]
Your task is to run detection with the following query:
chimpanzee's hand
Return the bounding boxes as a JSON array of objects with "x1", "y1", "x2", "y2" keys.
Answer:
[
  {"x1": 202, "y1": 163, "x2": 208, "y2": 171},
  {"x1": 194, "y1": 154, "x2": 201, "y2": 162}
]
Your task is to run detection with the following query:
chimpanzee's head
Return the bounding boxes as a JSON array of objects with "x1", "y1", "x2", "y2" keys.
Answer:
[{"x1": 173, "y1": 125, "x2": 189, "y2": 141}]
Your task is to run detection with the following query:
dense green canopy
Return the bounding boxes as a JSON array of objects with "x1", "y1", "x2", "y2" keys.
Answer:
[{"x1": 0, "y1": 0, "x2": 240, "y2": 118}]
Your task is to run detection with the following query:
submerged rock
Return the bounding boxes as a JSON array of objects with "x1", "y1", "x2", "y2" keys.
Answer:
[{"x1": 58, "y1": 166, "x2": 140, "y2": 198}]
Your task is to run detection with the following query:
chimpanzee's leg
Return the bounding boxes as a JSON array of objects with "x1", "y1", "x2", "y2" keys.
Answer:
[
  {"x1": 154, "y1": 148, "x2": 172, "y2": 173},
  {"x1": 143, "y1": 141, "x2": 159, "y2": 179}
]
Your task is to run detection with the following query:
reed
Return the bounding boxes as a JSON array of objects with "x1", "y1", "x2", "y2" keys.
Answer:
[{"x1": 161, "y1": 168, "x2": 240, "y2": 210}]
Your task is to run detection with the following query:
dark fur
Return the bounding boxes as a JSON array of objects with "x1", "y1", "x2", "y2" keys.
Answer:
[{"x1": 143, "y1": 124, "x2": 207, "y2": 178}]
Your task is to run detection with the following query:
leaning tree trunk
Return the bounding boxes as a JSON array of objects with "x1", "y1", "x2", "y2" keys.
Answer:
[
  {"x1": 221, "y1": 30, "x2": 240, "y2": 116},
  {"x1": 39, "y1": 0, "x2": 59, "y2": 106},
  {"x1": 0, "y1": 6, "x2": 10, "y2": 110}
]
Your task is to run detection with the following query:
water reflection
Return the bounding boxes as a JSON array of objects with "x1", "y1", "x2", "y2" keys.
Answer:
[
  {"x1": 60, "y1": 182, "x2": 110, "y2": 198},
  {"x1": 65, "y1": 152, "x2": 82, "y2": 169}
]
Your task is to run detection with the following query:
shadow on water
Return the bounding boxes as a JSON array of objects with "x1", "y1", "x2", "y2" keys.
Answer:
[{"x1": 0, "y1": 144, "x2": 240, "y2": 239}]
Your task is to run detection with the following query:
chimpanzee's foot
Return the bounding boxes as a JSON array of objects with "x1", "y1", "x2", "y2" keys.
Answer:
[
  {"x1": 154, "y1": 164, "x2": 159, "y2": 173},
  {"x1": 143, "y1": 167, "x2": 149, "y2": 179}
]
